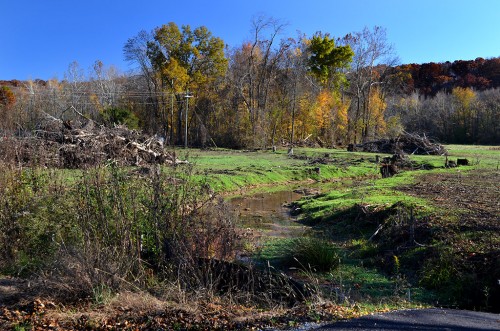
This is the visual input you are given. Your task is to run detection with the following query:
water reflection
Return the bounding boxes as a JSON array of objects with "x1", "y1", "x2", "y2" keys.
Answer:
[{"x1": 229, "y1": 190, "x2": 305, "y2": 237}]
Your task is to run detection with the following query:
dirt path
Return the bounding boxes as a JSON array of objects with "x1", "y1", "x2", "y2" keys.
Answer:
[{"x1": 316, "y1": 308, "x2": 500, "y2": 330}]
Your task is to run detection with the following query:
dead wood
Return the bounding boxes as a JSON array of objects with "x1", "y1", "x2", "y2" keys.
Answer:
[
  {"x1": 0, "y1": 116, "x2": 187, "y2": 168},
  {"x1": 348, "y1": 133, "x2": 447, "y2": 156}
]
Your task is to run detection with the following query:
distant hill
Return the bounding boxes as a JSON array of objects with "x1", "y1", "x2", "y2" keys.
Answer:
[{"x1": 392, "y1": 57, "x2": 500, "y2": 96}]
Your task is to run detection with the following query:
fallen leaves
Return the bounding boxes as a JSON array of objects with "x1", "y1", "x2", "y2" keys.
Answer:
[{"x1": 0, "y1": 297, "x2": 364, "y2": 330}]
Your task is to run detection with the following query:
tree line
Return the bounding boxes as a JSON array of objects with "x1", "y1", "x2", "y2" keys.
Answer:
[{"x1": 1, "y1": 17, "x2": 499, "y2": 146}]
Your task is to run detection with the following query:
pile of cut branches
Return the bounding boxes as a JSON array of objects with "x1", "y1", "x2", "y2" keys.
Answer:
[
  {"x1": 348, "y1": 133, "x2": 447, "y2": 155},
  {"x1": 0, "y1": 112, "x2": 185, "y2": 168}
]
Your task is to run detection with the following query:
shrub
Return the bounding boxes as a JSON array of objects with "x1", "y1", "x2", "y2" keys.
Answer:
[
  {"x1": 282, "y1": 237, "x2": 341, "y2": 272},
  {"x1": 0, "y1": 167, "x2": 71, "y2": 274},
  {"x1": 101, "y1": 107, "x2": 139, "y2": 129}
]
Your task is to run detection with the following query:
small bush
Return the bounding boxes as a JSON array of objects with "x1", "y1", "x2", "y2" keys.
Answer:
[
  {"x1": 283, "y1": 237, "x2": 340, "y2": 272},
  {"x1": 350, "y1": 239, "x2": 378, "y2": 259},
  {"x1": 420, "y1": 248, "x2": 457, "y2": 289},
  {"x1": 0, "y1": 167, "x2": 71, "y2": 274}
]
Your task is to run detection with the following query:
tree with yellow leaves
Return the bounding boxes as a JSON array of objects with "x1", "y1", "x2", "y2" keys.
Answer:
[
  {"x1": 310, "y1": 90, "x2": 350, "y2": 146},
  {"x1": 364, "y1": 86, "x2": 387, "y2": 140},
  {"x1": 451, "y1": 87, "x2": 477, "y2": 143}
]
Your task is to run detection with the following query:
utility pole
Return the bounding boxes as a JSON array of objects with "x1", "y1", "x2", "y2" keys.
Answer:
[
  {"x1": 184, "y1": 90, "x2": 193, "y2": 149},
  {"x1": 170, "y1": 79, "x2": 174, "y2": 145}
]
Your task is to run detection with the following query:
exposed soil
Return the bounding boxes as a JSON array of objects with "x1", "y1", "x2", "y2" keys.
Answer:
[
  {"x1": 400, "y1": 169, "x2": 500, "y2": 311},
  {"x1": 400, "y1": 169, "x2": 499, "y2": 243},
  {"x1": 395, "y1": 169, "x2": 500, "y2": 255}
]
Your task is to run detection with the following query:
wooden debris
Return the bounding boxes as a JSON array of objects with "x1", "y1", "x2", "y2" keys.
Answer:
[
  {"x1": 348, "y1": 133, "x2": 447, "y2": 155},
  {"x1": 0, "y1": 118, "x2": 187, "y2": 168}
]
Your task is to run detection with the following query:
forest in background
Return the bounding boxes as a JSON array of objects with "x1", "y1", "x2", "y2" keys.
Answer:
[{"x1": 1, "y1": 18, "x2": 499, "y2": 147}]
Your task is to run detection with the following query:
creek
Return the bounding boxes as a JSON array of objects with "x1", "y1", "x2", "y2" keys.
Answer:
[{"x1": 229, "y1": 190, "x2": 308, "y2": 238}]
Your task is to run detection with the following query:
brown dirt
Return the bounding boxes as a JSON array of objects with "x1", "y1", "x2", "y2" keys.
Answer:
[{"x1": 401, "y1": 169, "x2": 499, "y2": 237}]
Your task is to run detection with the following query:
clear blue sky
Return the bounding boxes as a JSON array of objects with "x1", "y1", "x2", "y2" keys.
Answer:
[{"x1": 1, "y1": 0, "x2": 499, "y2": 80}]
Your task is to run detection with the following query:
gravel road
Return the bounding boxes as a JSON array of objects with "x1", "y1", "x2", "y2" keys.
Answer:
[{"x1": 316, "y1": 308, "x2": 500, "y2": 331}]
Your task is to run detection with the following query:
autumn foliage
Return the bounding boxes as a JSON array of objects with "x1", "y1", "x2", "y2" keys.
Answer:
[{"x1": 1, "y1": 22, "x2": 499, "y2": 146}]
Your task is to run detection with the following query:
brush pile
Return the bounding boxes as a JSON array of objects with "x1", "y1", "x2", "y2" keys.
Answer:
[
  {"x1": 0, "y1": 113, "x2": 185, "y2": 168},
  {"x1": 348, "y1": 133, "x2": 447, "y2": 155}
]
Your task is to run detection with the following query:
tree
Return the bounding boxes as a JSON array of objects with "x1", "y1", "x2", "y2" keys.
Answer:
[
  {"x1": 0, "y1": 86, "x2": 16, "y2": 132},
  {"x1": 280, "y1": 36, "x2": 311, "y2": 153},
  {"x1": 307, "y1": 32, "x2": 353, "y2": 89},
  {"x1": 227, "y1": 15, "x2": 291, "y2": 147},
  {"x1": 451, "y1": 87, "x2": 477, "y2": 143},
  {"x1": 476, "y1": 88, "x2": 500, "y2": 144},
  {"x1": 306, "y1": 32, "x2": 353, "y2": 146},
  {"x1": 366, "y1": 86, "x2": 387, "y2": 139},
  {"x1": 344, "y1": 26, "x2": 399, "y2": 143},
  {"x1": 147, "y1": 22, "x2": 227, "y2": 145},
  {"x1": 90, "y1": 60, "x2": 122, "y2": 110},
  {"x1": 123, "y1": 30, "x2": 163, "y2": 134},
  {"x1": 0, "y1": 86, "x2": 15, "y2": 108}
]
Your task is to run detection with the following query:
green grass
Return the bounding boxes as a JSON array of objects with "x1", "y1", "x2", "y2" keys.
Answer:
[
  {"x1": 295, "y1": 170, "x2": 433, "y2": 224},
  {"x1": 258, "y1": 237, "x2": 340, "y2": 272},
  {"x1": 177, "y1": 147, "x2": 383, "y2": 194},
  {"x1": 173, "y1": 144, "x2": 498, "y2": 196},
  {"x1": 207, "y1": 144, "x2": 498, "y2": 311},
  {"x1": 258, "y1": 237, "x2": 434, "y2": 307},
  {"x1": 6, "y1": 144, "x2": 496, "y2": 312},
  {"x1": 445, "y1": 144, "x2": 500, "y2": 168}
]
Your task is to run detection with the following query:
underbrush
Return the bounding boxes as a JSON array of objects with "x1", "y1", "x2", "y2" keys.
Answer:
[
  {"x1": 0, "y1": 161, "x2": 339, "y2": 322},
  {"x1": 0, "y1": 163, "x2": 249, "y2": 305},
  {"x1": 1, "y1": 145, "x2": 497, "y2": 329}
]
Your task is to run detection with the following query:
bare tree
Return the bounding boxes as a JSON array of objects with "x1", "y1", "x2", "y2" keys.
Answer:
[
  {"x1": 228, "y1": 15, "x2": 291, "y2": 147},
  {"x1": 344, "y1": 26, "x2": 399, "y2": 143},
  {"x1": 123, "y1": 30, "x2": 163, "y2": 134}
]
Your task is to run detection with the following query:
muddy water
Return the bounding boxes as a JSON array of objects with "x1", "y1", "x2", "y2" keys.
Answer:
[{"x1": 229, "y1": 190, "x2": 307, "y2": 238}]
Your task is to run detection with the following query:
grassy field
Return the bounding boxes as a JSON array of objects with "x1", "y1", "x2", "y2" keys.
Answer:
[{"x1": 180, "y1": 144, "x2": 498, "y2": 193}]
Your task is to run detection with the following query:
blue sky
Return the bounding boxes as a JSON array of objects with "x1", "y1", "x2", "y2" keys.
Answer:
[{"x1": 1, "y1": 0, "x2": 499, "y2": 80}]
